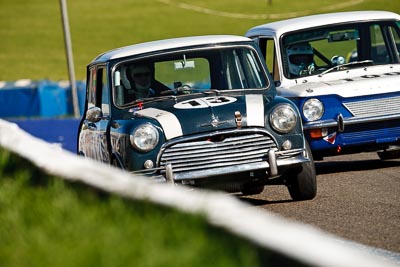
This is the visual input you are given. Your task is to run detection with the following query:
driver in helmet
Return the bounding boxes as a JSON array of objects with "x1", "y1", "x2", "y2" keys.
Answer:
[
  {"x1": 120, "y1": 63, "x2": 169, "y2": 103},
  {"x1": 128, "y1": 64, "x2": 155, "y2": 99},
  {"x1": 286, "y1": 42, "x2": 315, "y2": 77}
]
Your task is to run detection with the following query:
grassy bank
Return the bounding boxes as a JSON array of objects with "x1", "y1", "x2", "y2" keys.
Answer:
[
  {"x1": 0, "y1": 148, "x2": 309, "y2": 267},
  {"x1": 0, "y1": 0, "x2": 398, "y2": 81}
]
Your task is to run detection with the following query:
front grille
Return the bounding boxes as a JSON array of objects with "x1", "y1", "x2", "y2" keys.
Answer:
[
  {"x1": 341, "y1": 124, "x2": 400, "y2": 141},
  {"x1": 159, "y1": 133, "x2": 277, "y2": 174},
  {"x1": 343, "y1": 95, "x2": 400, "y2": 118}
]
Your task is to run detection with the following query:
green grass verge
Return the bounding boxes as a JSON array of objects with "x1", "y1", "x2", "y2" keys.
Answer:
[
  {"x1": 0, "y1": 147, "x2": 310, "y2": 267},
  {"x1": 0, "y1": 0, "x2": 398, "y2": 81}
]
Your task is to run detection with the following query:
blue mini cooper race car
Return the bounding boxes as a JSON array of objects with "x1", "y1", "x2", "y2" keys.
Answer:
[
  {"x1": 246, "y1": 11, "x2": 400, "y2": 160},
  {"x1": 77, "y1": 35, "x2": 316, "y2": 200}
]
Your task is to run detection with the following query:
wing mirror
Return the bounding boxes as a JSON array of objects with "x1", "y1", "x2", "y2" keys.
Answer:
[{"x1": 86, "y1": 106, "x2": 103, "y2": 122}]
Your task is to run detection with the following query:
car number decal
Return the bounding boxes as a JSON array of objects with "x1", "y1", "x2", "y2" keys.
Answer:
[
  {"x1": 136, "y1": 108, "x2": 183, "y2": 140},
  {"x1": 245, "y1": 94, "x2": 264, "y2": 127},
  {"x1": 174, "y1": 96, "x2": 237, "y2": 109}
]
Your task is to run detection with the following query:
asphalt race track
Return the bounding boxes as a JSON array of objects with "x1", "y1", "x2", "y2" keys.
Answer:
[{"x1": 239, "y1": 152, "x2": 400, "y2": 257}]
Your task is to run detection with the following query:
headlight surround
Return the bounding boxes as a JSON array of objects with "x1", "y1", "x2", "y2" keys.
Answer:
[
  {"x1": 130, "y1": 124, "x2": 159, "y2": 152},
  {"x1": 303, "y1": 98, "x2": 324, "y2": 121},
  {"x1": 270, "y1": 104, "x2": 298, "y2": 133}
]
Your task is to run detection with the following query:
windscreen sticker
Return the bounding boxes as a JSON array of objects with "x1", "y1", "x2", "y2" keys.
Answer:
[
  {"x1": 245, "y1": 94, "x2": 264, "y2": 127},
  {"x1": 174, "y1": 96, "x2": 237, "y2": 109},
  {"x1": 135, "y1": 108, "x2": 183, "y2": 140}
]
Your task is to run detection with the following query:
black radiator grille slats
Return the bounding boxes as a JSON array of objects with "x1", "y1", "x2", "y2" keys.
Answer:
[
  {"x1": 159, "y1": 134, "x2": 277, "y2": 174},
  {"x1": 161, "y1": 137, "x2": 274, "y2": 160},
  {"x1": 163, "y1": 148, "x2": 269, "y2": 163}
]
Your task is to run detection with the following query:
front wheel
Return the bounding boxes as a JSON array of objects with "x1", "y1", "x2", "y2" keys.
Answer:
[
  {"x1": 286, "y1": 142, "x2": 317, "y2": 201},
  {"x1": 241, "y1": 185, "x2": 264, "y2": 196}
]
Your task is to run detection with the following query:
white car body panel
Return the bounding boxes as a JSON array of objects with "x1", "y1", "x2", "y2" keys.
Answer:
[
  {"x1": 279, "y1": 64, "x2": 400, "y2": 98},
  {"x1": 246, "y1": 10, "x2": 400, "y2": 159}
]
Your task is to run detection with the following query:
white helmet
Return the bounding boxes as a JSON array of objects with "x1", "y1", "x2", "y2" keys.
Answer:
[{"x1": 287, "y1": 43, "x2": 315, "y2": 76}]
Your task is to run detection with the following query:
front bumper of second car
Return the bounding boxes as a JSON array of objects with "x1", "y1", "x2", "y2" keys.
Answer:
[
  {"x1": 303, "y1": 113, "x2": 400, "y2": 131},
  {"x1": 304, "y1": 113, "x2": 400, "y2": 150}
]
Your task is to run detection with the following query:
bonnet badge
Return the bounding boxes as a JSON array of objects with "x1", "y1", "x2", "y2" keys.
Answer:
[
  {"x1": 235, "y1": 111, "x2": 242, "y2": 129},
  {"x1": 210, "y1": 117, "x2": 219, "y2": 127}
]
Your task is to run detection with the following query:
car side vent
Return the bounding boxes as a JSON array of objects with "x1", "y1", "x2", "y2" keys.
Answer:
[
  {"x1": 361, "y1": 75, "x2": 380, "y2": 78},
  {"x1": 384, "y1": 72, "x2": 400, "y2": 76}
]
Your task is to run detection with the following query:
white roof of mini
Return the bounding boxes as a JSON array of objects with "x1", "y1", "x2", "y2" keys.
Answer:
[
  {"x1": 91, "y1": 35, "x2": 252, "y2": 63},
  {"x1": 246, "y1": 10, "x2": 400, "y2": 37}
]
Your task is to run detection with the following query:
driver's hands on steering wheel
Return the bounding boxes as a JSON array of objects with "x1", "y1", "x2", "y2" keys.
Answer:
[{"x1": 160, "y1": 84, "x2": 192, "y2": 95}]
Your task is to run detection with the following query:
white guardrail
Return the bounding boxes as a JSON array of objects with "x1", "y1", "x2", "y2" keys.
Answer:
[{"x1": 0, "y1": 119, "x2": 397, "y2": 267}]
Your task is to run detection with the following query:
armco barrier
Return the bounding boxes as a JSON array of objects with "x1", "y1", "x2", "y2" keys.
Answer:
[{"x1": 0, "y1": 119, "x2": 398, "y2": 267}]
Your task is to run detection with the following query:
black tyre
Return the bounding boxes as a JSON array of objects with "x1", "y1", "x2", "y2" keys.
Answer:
[
  {"x1": 286, "y1": 142, "x2": 317, "y2": 201},
  {"x1": 241, "y1": 185, "x2": 264, "y2": 196},
  {"x1": 377, "y1": 147, "x2": 400, "y2": 160}
]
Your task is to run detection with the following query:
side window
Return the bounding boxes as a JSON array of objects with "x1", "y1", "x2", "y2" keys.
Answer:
[
  {"x1": 388, "y1": 23, "x2": 400, "y2": 61},
  {"x1": 88, "y1": 67, "x2": 97, "y2": 109},
  {"x1": 87, "y1": 66, "x2": 109, "y2": 113},
  {"x1": 259, "y1": 38, "x2": 279, "y2": 83},
  {"x1": 100, "y1": 68, "x2": 110, "y2": 115},
  {"x1": 370, "y1": 24, "x2": 389, "y2": 64},
  {"x1": 265, "y1": 39, "x2": 275, "y2": 72}
]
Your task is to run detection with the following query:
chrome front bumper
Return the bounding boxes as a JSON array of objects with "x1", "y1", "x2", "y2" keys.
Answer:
[{"x1": 164, "y1": 148, "x2": 309, "y2": 182}]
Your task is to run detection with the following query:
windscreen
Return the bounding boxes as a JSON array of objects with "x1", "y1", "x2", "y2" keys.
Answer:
[
  {"x1": 281, "y1": 20, "x2": 400, "y2": 79},
  {"x1": 112, "y1": 46, "x2": 268, "y2": 106}
]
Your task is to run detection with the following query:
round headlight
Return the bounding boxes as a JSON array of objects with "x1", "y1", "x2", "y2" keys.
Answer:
[
  {"x1": 303, "y1": 98, "x2": 324, "y2": 121},
  {"x1": 130, "y1": 124, "x2": 159, "y2": 152},
  {"x1": 270, "y1": 104, "x2": 298, "y2": 133}
]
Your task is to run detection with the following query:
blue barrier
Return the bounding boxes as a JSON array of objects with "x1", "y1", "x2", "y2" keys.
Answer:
[
  {"x1": 0, "y1": 80, "x2": 86, "y2": 118},
  {"x1": 38, "y1": 81, "x2": 71, "y2": 117},
  {"x1": 1, "y1": 80, "x2": 86, "y2": 153},
  {"x1": 0, "y1": 81, "x2": 40, "y2": 117},
  {"x1": 10, "y1": 118, "x2": 80, "y2": 153}
]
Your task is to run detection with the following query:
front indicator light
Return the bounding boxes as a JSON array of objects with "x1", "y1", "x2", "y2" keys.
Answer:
[
  {"x1": 309, "y1": 128, "x2": 328, "y2": 139},
  {"x1": 282, "y1": 140, "x2": 292, "y2": 150},
  {"x1": 144, "y1": 160, "x2": 154, "y2": 169}
]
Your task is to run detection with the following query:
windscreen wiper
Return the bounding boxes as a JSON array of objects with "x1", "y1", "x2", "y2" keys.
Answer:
[
  {"x1": 202, "y1": 89, "x2": 221, "y2": 96},
  {"x1": 318, "y1": 60, "x2": 373, "y2": 77}
]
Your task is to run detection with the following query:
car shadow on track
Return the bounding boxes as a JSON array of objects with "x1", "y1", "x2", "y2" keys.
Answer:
[
  {"x1": 238, "y1": 197, "x2": 293, "y2": 205},
  {"x1": 315, "y1": 158, "x2": 400, "y2": 175},
  {"x1": 233, "y1": 190, "x2": 295, "y2": 205},
  {"x1": 236, "y1": 157, "x2": 400, "y2": 206},
  {"x1": 234, "y1": 154, "x2": 400, "y2": 206}
]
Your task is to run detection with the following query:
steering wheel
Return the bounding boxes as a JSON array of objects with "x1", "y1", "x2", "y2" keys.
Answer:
[{"x1": 160, "y1": 84, "x2": 192, "y2": 96}]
